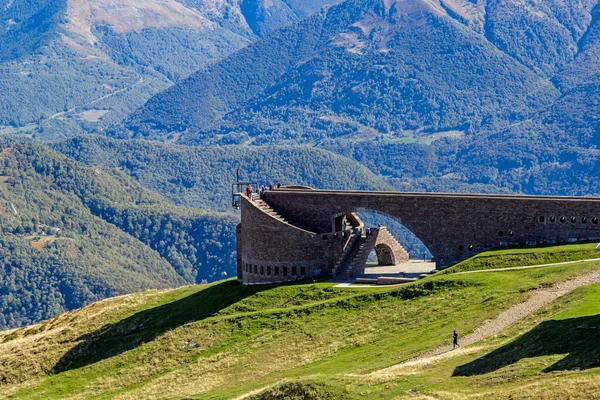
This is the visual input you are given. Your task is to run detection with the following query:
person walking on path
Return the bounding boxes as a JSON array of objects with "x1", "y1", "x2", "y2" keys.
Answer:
[
  {"x1": 276, "y1": 181, "x2": 281, "y2": 189},
  {"x1": 453, "y1": 330, "x2": 459, "y2": 349},
  {"x1": 423, "y1": 251, "x2": 427, "y2": 262},
  {"x1": 269, "y1": 183, "x2": 274, "y2": 191}
]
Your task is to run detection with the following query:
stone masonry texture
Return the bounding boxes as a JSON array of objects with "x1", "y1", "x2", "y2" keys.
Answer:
[{"x1": 237, "y1": 189, "x2": 600, "y2": 284}]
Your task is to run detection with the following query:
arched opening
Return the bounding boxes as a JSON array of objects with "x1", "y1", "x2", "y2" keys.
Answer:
[
  {"x1": 355, "y1": 211, "x2": 432, "y2": 261},
  {"x1": 374, "y1": 243, "x2": 396, "y2": 266},
  {"x1": 330, "y1": 210, "x2": 435, "y2": 280}
]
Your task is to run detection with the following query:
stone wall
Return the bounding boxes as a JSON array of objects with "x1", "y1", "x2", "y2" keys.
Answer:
[
  {"x1": 239, "y1": 196, "x2": 348, "y2": 284},
  {"x1": 262, "y1": 190, "x2": 600, "y2": 268}
]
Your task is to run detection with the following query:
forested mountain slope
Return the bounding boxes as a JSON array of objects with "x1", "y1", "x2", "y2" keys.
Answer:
[
  {"x1": 0, "y1": 139, "x2": 243, "y2": 329},
  {"x1": 0, "y1": 0, "x2": 339, "y2": 138},
  {"x1": 53, "y1": 135, "x2": 394, "y2": 211},
  {"x1": 123, "y1": 0, "x2": 599, "y2": 142},
  {"x1": 0, "y1": 136, "x2": 401, "y2": 329},
  {"x1": 120, "y1": 0, "x2": 600, "y2": 198}
]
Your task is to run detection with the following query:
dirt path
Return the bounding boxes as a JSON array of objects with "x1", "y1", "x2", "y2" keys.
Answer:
[
  {"x1": 231, "y1": 380, "x2": 285, "y2": 400},
  {"x1": 48, "y1": 77, "x2": 144, "y2": 120},
  {"x1": 368, "y1": 268, "x2": 600, "y2": 377}
]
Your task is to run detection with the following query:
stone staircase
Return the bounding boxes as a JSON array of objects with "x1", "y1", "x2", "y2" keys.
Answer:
[
  {"x1": 254, "y1": 199, "x2": 313, "y2": 232},
  {"x1": 333, "y1": 229, "x2": 379, "y2": 279}
]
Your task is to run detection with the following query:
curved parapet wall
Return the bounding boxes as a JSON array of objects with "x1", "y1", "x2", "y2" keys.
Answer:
[
  {"x1": 238, "y1": 196, "x2": 350, "y2": 284},
  {"x1": 247, "y1": 190, "x2": 600, "y2": 270}
]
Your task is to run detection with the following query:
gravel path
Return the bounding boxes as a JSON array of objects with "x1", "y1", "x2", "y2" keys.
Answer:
[{"x1": 369, "y1": 268, "x2": 600, "y2": 377}]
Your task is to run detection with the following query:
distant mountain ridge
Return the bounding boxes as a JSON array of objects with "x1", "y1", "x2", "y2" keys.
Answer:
[
  {"x1": 0, "y1": 0, "x2": 340, "y2": 137},
  {"x1": 122, "y1": 0, "x2": 599, "y2": 142},
  {"x1": 119, "y1": 0, "x2": 600, "y2": 197}
]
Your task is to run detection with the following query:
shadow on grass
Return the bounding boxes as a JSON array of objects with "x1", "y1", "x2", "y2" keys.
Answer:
[
  {"x1": 453, "y1": 315, "x2": 600, "y2": 376},
  {"x1": 54, "y1": 280, "x2": 270, "y2": 373}
]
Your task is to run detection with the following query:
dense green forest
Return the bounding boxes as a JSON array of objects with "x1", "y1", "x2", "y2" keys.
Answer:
[
  {"x1": 0, "y1": 139, "x2": 244, "y2": 329},
  {"x1": 53, "y1": 135, "x2": 393, "y2": 210}
]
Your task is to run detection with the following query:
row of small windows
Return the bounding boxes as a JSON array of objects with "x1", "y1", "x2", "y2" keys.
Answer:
[
  {"x1": 457, "y1": 214, "x2": 600, "y2": 253},
  {"x1": 243, "y1": 263, "x2": 306, "y2": 276},
  {"x1": 497, "y1": 230, "x2": 514, "y2": 238},
  {"x1": 539, "y1": 216, "x2": 599, "y2": 224}
]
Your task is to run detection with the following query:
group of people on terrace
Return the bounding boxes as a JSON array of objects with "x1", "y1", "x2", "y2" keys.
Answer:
[{"x1": 246, "y1": 181, "x2": 281, "y2": 200}]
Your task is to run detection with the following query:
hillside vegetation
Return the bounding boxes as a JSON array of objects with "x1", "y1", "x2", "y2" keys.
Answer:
[
  {"x1": 0, "y1": 138, "x2": 243, "y2": 329},
  {"x1": 121, "y1": 0, "x2": 600, "y2": 198},
  {"x1": 0, "y1": 242, "x2": 598, "y2": 398},
  {"x1": 0, "y1": 0, "x2": 340, "y2": 137},
  {"x1": 53, "y1": 135, "x2": 394, "y2": 210},
  {"x1": 0, "y1": 136, "x2": 421, "y2": 329},
  {"x1": 53, "y1": 135, "x2": 436, "y2": 263}
]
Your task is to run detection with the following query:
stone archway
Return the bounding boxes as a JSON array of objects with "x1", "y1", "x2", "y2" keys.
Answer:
[
  {"x1": 374, "y1": 243, "x2": 395, "y2": 265},
  {"x1": 373, "y1": 227, "x2": 409, "y2": 266}
]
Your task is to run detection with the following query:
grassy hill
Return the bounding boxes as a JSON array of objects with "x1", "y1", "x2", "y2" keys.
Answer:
[{"x1": 0, "y1": 242, "x2": 598, "y2": 398}]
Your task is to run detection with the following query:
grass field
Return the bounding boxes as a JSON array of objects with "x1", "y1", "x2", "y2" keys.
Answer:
[
  {"x1": 445, "y1": 241, "x2": 600, "y2": 273},
  {"x1": 0, "y1": 242, "x2": 598, "y2": 399}
]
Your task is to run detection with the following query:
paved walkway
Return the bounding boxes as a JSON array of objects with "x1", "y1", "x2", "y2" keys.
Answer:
[
  {"x1": 361, "y1": 260, "x2": 436, "y2": 279},
  {"x1": 333, "y1": 260, "x2": 435, "y2": 288},
  {"x1": 334, "y1": 258, "x2": 600, "y2": 288}
]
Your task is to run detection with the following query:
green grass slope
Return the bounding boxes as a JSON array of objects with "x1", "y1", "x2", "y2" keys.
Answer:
[
  {"x1": 0, "y1": 242, "x2": 598, "y2": 399},
  {"x1": 445, "y1": 241, "x2": 600, "y2": 273}
]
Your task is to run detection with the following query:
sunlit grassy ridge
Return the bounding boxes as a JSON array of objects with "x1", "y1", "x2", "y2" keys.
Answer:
[
  {"x1": 445, "y1": 241, "x2": 600, "y2": 273},
  {"x1": 0, "y1": 242, "x2": 598, "y2": 399}
]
